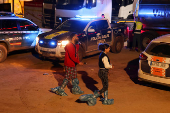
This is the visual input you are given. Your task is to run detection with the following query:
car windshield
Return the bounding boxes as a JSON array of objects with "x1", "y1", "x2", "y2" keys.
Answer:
[
  {"x1": 56, "y1": 19, "x2": 90, "y2": 32},
  {"x1": 145, "y1": 42, "x2": 170, "y2": 57}
]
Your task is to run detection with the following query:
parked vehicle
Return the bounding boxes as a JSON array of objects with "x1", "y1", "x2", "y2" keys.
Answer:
[
  {"x1": 138, "y1": 34, "x2": 170, "y2": 86},
  {"x1": 42, "y1": 0, "x2": 136, "y2": 28},
  {"x1": 0, "y1": 16, "x2": 52, "y2": 63},
  {"x1": 35, "y1": 17, "x2": 127, "y2": 60},
  {"x1": 137, "y1": 0, "x2": 170, "y2": 50}
]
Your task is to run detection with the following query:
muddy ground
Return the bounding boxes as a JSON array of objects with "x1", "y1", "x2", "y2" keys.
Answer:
[{"x1": 0, "y1": 47, "x2": 170, "y2": 113}]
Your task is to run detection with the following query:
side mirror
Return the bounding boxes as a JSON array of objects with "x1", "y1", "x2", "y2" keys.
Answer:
[{"x1": 88, "y1": 28, "x2": 95, "y2": 33}]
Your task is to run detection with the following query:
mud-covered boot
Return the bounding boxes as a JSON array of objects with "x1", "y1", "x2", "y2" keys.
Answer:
[
  {"x1": 101, "y1": 90, "x2": 114, "y2": 105},
  {"x1": 71, "y1": 78, "x2": 84, "y2": 95},
  {"x1": 50, "y1": 79, "x2": 68, "y2": 96},
  {"x1": 79, "y1": 90, "x2": 100, "y2": 106}
]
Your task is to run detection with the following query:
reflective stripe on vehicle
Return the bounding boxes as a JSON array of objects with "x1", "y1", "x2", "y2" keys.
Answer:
[
  {"x1": 10, "y1": 42, "x2": 21, "y2": 45},
  {"x1": 151, "y1": 56, "x2": 166, "y2": 63},
  {"x1": 0, "y1": 31, "x2": 39, "y2": 34},
  {"x1": 151, "y1": 67, "x2": 165, "y2": 77},
  {"x1": 45, "y1": 31, "x2": 69, "y2": 39},
  {"x1": 150, "y1": 56, "x2": 167, "y2": 77}
]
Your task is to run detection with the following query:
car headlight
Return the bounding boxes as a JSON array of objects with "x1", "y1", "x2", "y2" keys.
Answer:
[
  {"x1": 58, "y1": 40, "x2": 69, "y2": 47},
  {"x1": 36, "y1": 37, "x2": 39, "y2": 45},
  {"x1": 50, "y1": 41, "x2": 56, "y2": 46},
  {"x1": 39, "y1": 40, "x2": 44, "y2": 44}
]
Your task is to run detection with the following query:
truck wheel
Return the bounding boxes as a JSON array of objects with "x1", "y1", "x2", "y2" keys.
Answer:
[
  {"x1": 78, "y1": 46, "x2": 83, "y2": 61},
  {"x1": 141, "y1": 33, "x2": 154, "y2": 50},
  {"x1": 0, "y1": 45, "x2": 7, "y2": 63},
  {"x1": 111, "y1": 36, "x2": 124, "y2": 53}
]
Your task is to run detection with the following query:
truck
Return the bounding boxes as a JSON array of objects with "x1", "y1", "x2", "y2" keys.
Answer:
[
  {"x1": 35, "y1": 17, "x2": 127, "y2": 60},
  {"x1": 24, "y1": 0, "x2": 43, "y2": 27},
  {"x1": 42, "y1": 0, "x2": 137, "y2": 28},
  {"x1": 137, "y1": 0, "x2": 170, "y2": 50}
]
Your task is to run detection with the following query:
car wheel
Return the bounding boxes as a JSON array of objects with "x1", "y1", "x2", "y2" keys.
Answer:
[
  {"x1": 141, "y1": 33, "x2": 154, "y2": 50},
  {"x1": 0, "y1": 44, "x2": 7, "y2": 63},
  {"x1": 111, "y1": 36, "x2": 124, "y2": 53},
  {"x1": 78, "y1": 46, "x2": 83, "y2": 61}
]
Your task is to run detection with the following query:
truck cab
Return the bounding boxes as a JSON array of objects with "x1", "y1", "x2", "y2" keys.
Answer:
[{"x1": 35, "y1": 16, "x2": 127, "y2": 60}]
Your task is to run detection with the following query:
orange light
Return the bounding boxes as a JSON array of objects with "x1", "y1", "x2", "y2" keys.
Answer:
[{"x1": 10, "y1": 42, "x2": 21, "y2": 45}]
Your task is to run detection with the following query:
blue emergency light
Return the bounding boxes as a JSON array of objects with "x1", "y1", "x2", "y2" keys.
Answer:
[
  {"x1": 11, "y1": 14, "x2": 15, "y2": 17},
  {"x1": 75, "y1": 15, "x2": 98, "y2": 19},
  {"x1": 39, "y1": 40, "x2": 43, "y2": 44},
  {"x1": 50, "y1": 41, "x2": 56, "y2": 46}
]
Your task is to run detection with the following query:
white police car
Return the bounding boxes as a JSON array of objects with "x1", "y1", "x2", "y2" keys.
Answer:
[
  {"x1": 0, "y1": 16, "x2": 51, "y2": 62},
  {"x1": 138, "y1": 34, "x2": 170, "y2": 86}
]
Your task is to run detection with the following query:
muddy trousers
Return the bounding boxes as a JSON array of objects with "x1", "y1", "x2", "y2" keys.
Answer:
[
  {"x1": 98, "y1": 69, "x2": 114, "y2": 105},
  {"x1": 98, "y1": 69, "x2": 109, "y2": 94}
]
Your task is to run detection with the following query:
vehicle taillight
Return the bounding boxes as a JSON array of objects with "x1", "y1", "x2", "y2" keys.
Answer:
[{"x1": 139, "y1": 53, "x2": 148, "y2": 60}]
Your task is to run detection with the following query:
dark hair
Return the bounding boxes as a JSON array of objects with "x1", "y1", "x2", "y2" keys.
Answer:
[
  {"x1": 70, "y1": 32, "x2": 77, "y2": 39},
  {"x1": 98, "y1": 43, "x2": 110, "y2": 51}
]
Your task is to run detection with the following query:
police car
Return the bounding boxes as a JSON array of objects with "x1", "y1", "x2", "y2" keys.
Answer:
[
  {"x1": 138, "y1": 34, "x2": 170, "y2": 86},
  {"x1": 35, "y1": 16, "x2": 127, "y2": 60},
  {"x1": 0, "y1": 16, "x2": 52, "y2": 62}
]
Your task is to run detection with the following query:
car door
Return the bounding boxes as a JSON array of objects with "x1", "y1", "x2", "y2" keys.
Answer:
[
  {"x1": 18, "y1": 19, "x2": 39, "y2": 47},
  {"x1": 95, "y1": 20, "x2": 112, "y2": 45},
  {"x1": 1, "y1": 19, "x2": 22, "y2": 51},
  {"x1": 86, "y1": 21, "x2": 100, "y2": 51}
]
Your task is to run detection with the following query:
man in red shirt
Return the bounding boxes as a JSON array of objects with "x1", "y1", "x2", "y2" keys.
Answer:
[{"x1": 51, "y1": 32, "x2": 84, "y2": 96}]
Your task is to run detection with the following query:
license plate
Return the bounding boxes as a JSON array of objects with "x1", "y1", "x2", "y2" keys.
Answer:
[{"x1": 150, "y1": 61, "x2": 166, "y2": 68}]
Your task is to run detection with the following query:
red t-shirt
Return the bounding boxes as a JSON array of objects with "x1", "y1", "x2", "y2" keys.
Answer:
[{"x1": 64, "y1": 42, "x2": 80, "y2": 67}]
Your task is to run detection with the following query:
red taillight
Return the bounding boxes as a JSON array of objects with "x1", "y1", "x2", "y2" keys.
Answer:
[
  {"x1": 77, "y1": 33, "x2": 82, "y2": 37},
  {"x1": 139, "y1": 53, "x2": 148, "y2": 60},
  {"x1": 78, "y1": 33, "x2": 86, "y2": 38}
]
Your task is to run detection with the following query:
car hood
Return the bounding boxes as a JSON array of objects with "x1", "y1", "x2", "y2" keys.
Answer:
[
  {"x1": 38, "y1": 30, "x2": 73, "y2": 40},
  {"x1": 38, "y1": 28, "x2": 52, "y2": 35}
]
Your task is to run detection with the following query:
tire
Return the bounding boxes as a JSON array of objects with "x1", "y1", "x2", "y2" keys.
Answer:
[
  {"x1": 111, "y1": 36, "x2": 124, "y2": 53},
  {"x1": 141, "y1": 33, "x2": 155, "y2": 50},
  {"x1": 0, "y1": 45, "x2": 7, "y2": 63},
  {"x1": 78, "y1": 46, "x2": 84, "y2": 61}
]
